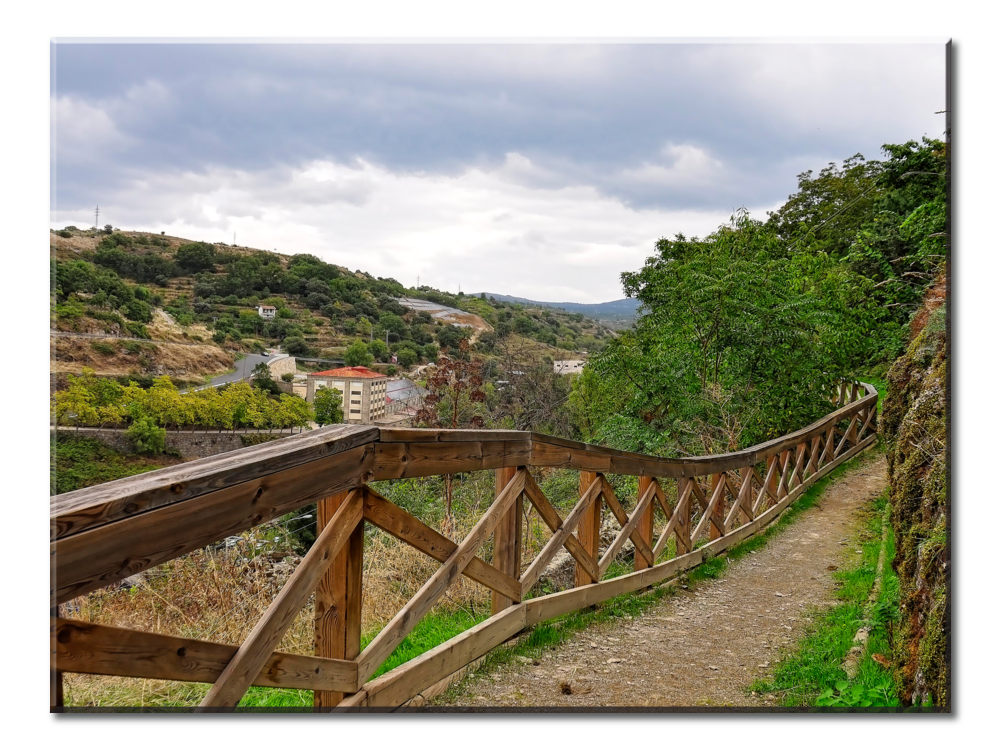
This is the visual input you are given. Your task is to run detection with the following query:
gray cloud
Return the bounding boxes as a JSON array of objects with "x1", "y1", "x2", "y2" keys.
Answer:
[{"x1": 51, "y1": 42, "x2": 946, "y2": 299}]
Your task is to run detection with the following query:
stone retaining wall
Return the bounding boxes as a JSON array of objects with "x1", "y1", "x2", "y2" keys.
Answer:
[{"x1": 54, "y1": 427, "x2": 300, "y2": 459}]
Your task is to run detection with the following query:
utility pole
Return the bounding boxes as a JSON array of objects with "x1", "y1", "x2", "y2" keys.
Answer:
[
  {"x1": 94, "y1": 205, "x2": 99, "y2": 230},
  {"x1": 233, "y1": 231, "x2": 236, "y2": 246}
]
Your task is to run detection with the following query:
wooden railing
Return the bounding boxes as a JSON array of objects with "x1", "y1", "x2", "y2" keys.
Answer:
[{"x1": 51, "y1": 380, "x2": 878, "y2": 710}]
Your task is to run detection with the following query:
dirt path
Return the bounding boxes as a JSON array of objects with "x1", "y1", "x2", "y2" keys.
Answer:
[{"x1": 433, "y1": 453, "x2": 887, "y2": 708}]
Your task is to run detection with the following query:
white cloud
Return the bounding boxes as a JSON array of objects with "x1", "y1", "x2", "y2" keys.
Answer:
[
  {"x1": 52, "y1": 155, "x2": 755, "y2": 301},
  {"x1": 51, "y1": 96, "x2": 127, "y2": 166}
]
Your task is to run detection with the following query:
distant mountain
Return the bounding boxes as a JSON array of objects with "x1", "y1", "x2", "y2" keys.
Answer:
[{"x1": 473, "y1": 293, "x2": 640, "y2": 325}]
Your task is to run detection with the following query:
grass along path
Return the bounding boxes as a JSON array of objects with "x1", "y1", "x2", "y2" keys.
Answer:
[{"x1": 430, "y1": 450, "x2": 888, "y2": 708}]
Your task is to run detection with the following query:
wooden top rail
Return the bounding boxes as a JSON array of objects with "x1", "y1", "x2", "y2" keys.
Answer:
[{"x1": 51, "y1": 383, "x2": 875, "y2": 605}]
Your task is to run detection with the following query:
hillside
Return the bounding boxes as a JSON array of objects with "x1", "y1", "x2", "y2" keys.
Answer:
[
  {"x1": 474, "y1": 293, "x2": 640, "y2": 327},
  {"x1": 51, "y1": 228, "x2": 615, "y2": 384}
]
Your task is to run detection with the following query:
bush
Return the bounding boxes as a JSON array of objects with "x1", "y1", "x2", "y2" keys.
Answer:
[
  {"x1": 90, "y1": 341, "x2": 116, "y2": 356},
  {"x1": 57, "y1": 230, "x2": 72, "y2": 238},
  {"x1": 283, "y1": 336, "x2": 311, "y2": 357},
  {"x1": 280, "y1": 372, "x2": 295, "y2": 382},
  {"x1": 396, "y1": 347, "x2": 418, "y2": 369},
  {"x1": 127, "y1": 416, "x2": 166, "y2": 454},
  {"x1": 369, "y1": 339, "x2": 389, "y2": 362},
  {"x1": 175, "y1": 242, "x2": 217, "y2": 271},
  {"x1": 344, "y1": 339, "x2": 374, "y2": 367}
]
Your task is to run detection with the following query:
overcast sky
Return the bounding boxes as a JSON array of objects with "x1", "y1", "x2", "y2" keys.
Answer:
[{"x1": 51, "y1": 42, "x2": 945, "y2": 302}]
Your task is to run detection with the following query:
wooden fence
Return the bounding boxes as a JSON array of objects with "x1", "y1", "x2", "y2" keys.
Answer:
[{"x1": 51, "y1": 380, "x2": 878, "y2": 710}]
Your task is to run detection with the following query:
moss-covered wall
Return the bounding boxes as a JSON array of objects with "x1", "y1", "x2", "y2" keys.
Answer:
[{"x1": 880, "y1": 274, "x2": 949, "y2": 708}]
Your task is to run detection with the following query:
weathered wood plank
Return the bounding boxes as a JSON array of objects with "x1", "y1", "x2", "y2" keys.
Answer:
[
  {"x1": 520, "y1": 474, "x2": 600, "y2": 596},
  {"x1": 198, "y1": 490, "x2": 364, "y2": 709},
  {"x1": 690, "y1": 474, "x2": 727, "y2": 544},
  {"x1": 54, "y1": 443, "x2": 374, "y2": 604},
  {"x1": 371, "y1": 440, "x2": 531, "y2": 480},
  {"x1": 653, "y1": 482, "x2": 689, "y2": 559},
  {"x1": 491, "y1": 467, "x2": 522, "y2": 614},
  {"x1": 378, "y1": 428, "x2": 528, "y2": 443},
  {"x1": 314, "y1": 490, "x2": 364, "y2": 708},
  {"x1": 55, "y1": 618, "x2": 357, "y2": 693},
  {"x1": 635, "y1": 477, "x2": 656, "y2": 572},
  {"x1": 599, "y1": 479, "x2": 656, "y2": 576},
  {"x1": 363, "y1": 489, "x2": 520, "y2": 602},
  {"x1": 725, "y1": 469, "x2": 754, "y2": 529},
  {"x1": 688, "y1": 477, "x2": 726, "y2": 538},
  {"x1": 51, "y1": 425, "x2": 378, "y2": 540},
  {"x1": 834, "y1": 415, "x2": 858, "y2": 458},
  {"x1": 356, "y1": 470, "x2": 526, "y2": 684},
  {"x1": 599, "y1": 477, "x2": 655, "y2": 567},
  {"x1": 574, "y1": 472, "x2": 603, "y2": 587}
]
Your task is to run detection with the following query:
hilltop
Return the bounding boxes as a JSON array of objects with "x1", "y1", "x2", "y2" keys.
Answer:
[
  {"x1": 474, "y1": 293, "x2": 640, "y2": 328},
  {"x1": 51, "y1": 227, "x2": 615, "y2": 383}
]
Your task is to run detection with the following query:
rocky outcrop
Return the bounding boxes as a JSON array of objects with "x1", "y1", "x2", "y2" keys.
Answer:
[{"x1": 880, "y1": 273, "x2": 949, "y2": 708}]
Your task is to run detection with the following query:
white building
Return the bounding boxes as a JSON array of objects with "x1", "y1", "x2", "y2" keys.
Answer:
[
  {"x1": 257, "y1": 305, "x2": 277, "y2": 320},
  {"x1": 554, "y1": 359, "x2": 586, "y2": 375}
]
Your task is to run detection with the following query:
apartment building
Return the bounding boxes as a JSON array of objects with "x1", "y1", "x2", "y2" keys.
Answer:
[{"x1": 305, "y1": 366, "x2": 387, "y2": 424}]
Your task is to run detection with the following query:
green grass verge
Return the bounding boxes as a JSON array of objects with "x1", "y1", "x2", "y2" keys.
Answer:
[{"x1": 748, "y1": 485, "x2": 912, "y2": 710}]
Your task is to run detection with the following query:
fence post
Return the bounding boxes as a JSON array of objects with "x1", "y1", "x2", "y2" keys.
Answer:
[
  {"x1": 575, "y1": 471, "x2": 601, "y2": 587},
  {"x1": 491, "y1": 467, "x2": 522, "y2": 614},
  {"x1": 635, "y1": 476, "x2": 655, "y2": 571},
  {"x1": 314, "y1": 490, "x2": 363, "y2": 709},
  {"x1": 710, "y1": 474, "x2": 725, "y2": 540},
  {"x1": 675, "y1": 478, "x2": 691, "y2": 555}
]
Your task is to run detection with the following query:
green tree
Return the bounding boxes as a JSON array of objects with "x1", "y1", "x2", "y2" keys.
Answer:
[
  {"x1": 396, "y1": 347, "x2": 418, "y2": 369},
  {"x1": 175, "y1": 242, "x2": 218, "y2": 272},
  {"x1": 595, "y1": 209, "x2": 843, "y2": 454},
  {"x1": 369, "y1": 339, "x2": 389, "y2": 362},
  {"x1": 314, "y1": 386, "x2": 344, "y2": 426},
  {"x1": 127, "y1": 417, "x2": 166, "y2": 454},
  {"x1": 344, "y1": 339, "x2": 374, "y2": 367}
]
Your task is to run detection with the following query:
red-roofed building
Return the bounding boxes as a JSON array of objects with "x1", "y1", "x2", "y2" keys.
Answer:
[{"x1": 306, "y1": 366, "x2": 387, "y2": 424}]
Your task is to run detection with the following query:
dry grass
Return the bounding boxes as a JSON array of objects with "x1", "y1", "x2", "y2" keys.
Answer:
[{"x1": 52, "y1": 337, "x2": 234, "y2": 379}]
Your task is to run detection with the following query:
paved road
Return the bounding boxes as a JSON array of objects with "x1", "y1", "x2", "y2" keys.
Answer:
[{"x1": 183, "y1": 352, "x2": 287, "y2": 393}]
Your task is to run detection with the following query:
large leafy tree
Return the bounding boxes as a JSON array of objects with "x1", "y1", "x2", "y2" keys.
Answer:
[
  {"x1": 344, "y1": 339, "x2": 374, "y2": 367},
  {"x1": 594, "y1": 209, "x2": 842, "y2": 454},
  {"x1": 314, "y1": 386, "x2": 344, "y2": 426}
]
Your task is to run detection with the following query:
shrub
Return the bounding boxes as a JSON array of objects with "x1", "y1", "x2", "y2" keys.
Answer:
[
  {"x1": 396, "y1": 347, "x2": 418, "y2": 369},
  {"x1": 283, "y1": 336, "x2": 311, "y2": 357},
  {"x1": 127, "y1": 416, "x2": 166, "y2": 454},
  {"x1": 90, "y1": 341, "x2": 116, "y2": 356},
  {"x1": 57, "y1": 230, "x2": 72, "y2": 238},
  {"x1": 344, "y1": 339, "x2": 374, "y2": 367},
  {"x1": 280, "y1": 372, "x2": 295, "y2": 382}
]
